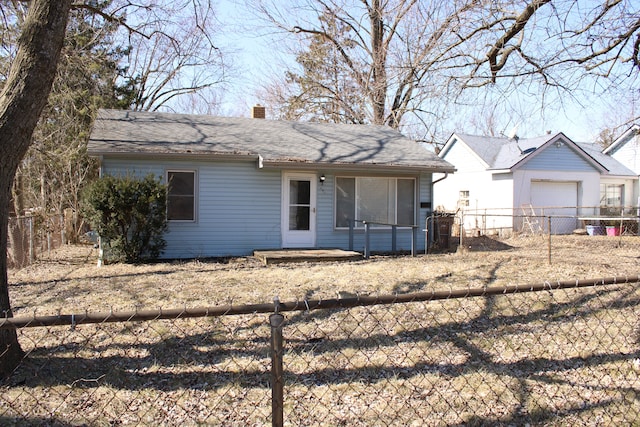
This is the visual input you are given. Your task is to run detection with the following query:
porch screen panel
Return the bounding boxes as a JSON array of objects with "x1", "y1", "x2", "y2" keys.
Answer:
[
  {"x1": 336, "y1": 177, "x2": 355, "y2": 228},
  {"x1": 358, "y1": 178, "x2": 394, "y2": 224},
  {"x1": 335, "y1": 177, "x2": 416, "y2": 228},
  {"x1": 397, "y1": 179, "x2": 415, "y2": 225}
]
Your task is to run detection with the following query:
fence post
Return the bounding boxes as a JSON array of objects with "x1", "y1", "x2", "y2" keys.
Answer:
[
  {"x1": 459, "y1": 211, "x2": 464, "y2": 250},
  {"x1": 270, "y1": 299, "x2": 285, "y2": 427},
  {"x1": 547, "y1": 216, "x2": 552, "y2": 265},
  {"x1": 28, "y1": 216, "x2": 35, "y2": 263}
]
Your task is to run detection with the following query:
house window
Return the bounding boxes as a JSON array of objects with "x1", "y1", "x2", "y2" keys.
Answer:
[
  {"x1": 458, "y1": 190, "x2": 470, "y2": 208},
  {"x1": 600, "y1": 184, "x2": 623, "y2": 208},
  {"x1": 335, "y1": 177, "x2": 415, "y2": 228},
  {"x1": 167, "y1": 170, "x2": 196, "y2": 221}
]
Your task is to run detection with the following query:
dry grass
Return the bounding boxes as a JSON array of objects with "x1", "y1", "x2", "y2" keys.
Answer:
[
  {"x1": 7, "y1": 234, "x2": 640, "y2": 316},
  {"x1": 3, "y1": 235, "x2": 640, "y2": 426}
]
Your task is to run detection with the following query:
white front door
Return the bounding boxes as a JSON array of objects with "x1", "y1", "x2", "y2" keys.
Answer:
[{"x1": 282, "y1": 173, "x2": 316, "y2": 248}]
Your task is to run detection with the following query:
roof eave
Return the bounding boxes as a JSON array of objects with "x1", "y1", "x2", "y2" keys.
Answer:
[
  {"x1": 261, "y1": 160, "x2": 456, "y2": 174},
  {"x1": 87, "y1": 150, "x2": 457, "y2": 174},
  {"x1": 87, "y1": 150, "x2": 258, "y2": 162},
  {"x1": 603, "y1": 124, "x2": 640, "y2": 155}
]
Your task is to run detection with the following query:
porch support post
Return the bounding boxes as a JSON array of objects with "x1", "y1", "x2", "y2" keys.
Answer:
[
  {"x1": 364, "y1": 222, "x2": 370, "y2": 259},
  {"x1": 411, "y1": 226, "x2": 417, "y2": 257},
  {"x1": 391, "y1": 225, "x2": 397, "y2": 252},
  {"x1": 348, "y1": 219, "x2": 354, "y2": 251}
]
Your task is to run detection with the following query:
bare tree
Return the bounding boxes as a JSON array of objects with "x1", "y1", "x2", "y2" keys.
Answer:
[
  {"x1": 120, "y1": 1, "x2": 228, "y2": 112},
  {"x1": 254, "y1": 0, "x2": 639, "y2": 139},
  {"x1": 0, "y1": 0, "x2": 71, "y2": 377},
  {"x1": 0, "y1": 0, "x2": 224, "y2": 377},
  {"x1": 474, "y1": 0, "x2": 639, "y2": 87}
]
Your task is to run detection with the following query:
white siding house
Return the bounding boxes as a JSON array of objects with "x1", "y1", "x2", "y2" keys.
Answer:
[
  {"x1": 88, "y1": 109, "x2": 455, "y2": 258},
  {"x1": 603, "y1": 124, "x2": 640, "y2": 206},
  {"x1": 434, "y1": 132, "x2": 637, "y2": 234}
]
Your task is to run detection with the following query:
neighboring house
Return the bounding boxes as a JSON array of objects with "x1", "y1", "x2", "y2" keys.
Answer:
[
  {"x1": 603, "y1": 124, "x2": 640, "y2": 206},
  {"x1": 87, "y1": 108, "x2": 455, "y2": 258},
  {"x1": 433, "y1": 132, "x2": 637, "y2": 234}
]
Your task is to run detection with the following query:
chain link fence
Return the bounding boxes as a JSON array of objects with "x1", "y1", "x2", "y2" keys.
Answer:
[
  {"x1": 2, "y1": 277, "x2": 639, "y2": 426},
  {"x1": 8, "y1": 214, "x2": 69, "y2": 269},
  {"x1": 429, "y1": 206, "x2": 640, "y2": 263}
]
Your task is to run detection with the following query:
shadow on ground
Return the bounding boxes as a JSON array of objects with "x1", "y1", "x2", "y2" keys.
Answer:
[{"x1": 462, "y1": 235, "x2": 515, "y2": 252}]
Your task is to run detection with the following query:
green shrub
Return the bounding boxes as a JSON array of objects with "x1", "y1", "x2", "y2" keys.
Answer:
[{"x1": 81, "y1": 174, "x2": 168, "y2": 263}]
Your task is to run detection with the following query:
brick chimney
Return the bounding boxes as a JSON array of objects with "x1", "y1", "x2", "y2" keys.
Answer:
[{"x1": 252, "y1": 104, "x2": 266, "y2": 119}]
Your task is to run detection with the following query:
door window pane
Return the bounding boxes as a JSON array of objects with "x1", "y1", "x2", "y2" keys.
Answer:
[
  {"x1": 289, "y1": 179, "x2": 311, "y2": 230},
  {"x1": 289, "y1": 206, "x2": 310, "y2": 230},
  {"x1": 290, "y1": 180, "x2": 310, "y2": 204}
]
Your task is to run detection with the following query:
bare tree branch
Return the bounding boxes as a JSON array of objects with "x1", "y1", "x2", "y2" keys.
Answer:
[{"x1": 486, "y1": 0, "x2": 552, "y2": 82}]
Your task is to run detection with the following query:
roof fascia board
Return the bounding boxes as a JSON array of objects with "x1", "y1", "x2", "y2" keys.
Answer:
[
  {"x1": 439, "y1": 133, "x2": 491, "y2": 169},
  {"x1": 87, "y1": 151, "x2": 258, "y2": 162},
  {"x1": 603, "y1": 124, "x2": 640, "y2": 155},
  {"x1": 88, "y1": 151, "x2": 456, "y2": 174},
  {"x1": 261, "y1": 160, "x2": 456, "y2": 174}
]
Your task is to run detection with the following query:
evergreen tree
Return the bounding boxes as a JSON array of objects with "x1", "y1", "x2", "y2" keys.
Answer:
[{"x1": 281, "y1": 11, "x2": 367, "y2": 124}]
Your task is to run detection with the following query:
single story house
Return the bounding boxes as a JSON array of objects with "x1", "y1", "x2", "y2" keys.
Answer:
[
  {"x1": 433, "y1": 132, "x2": 637, "y2": 234},
  {"x1": 603, "y1": 124, "x2": 640, "y2": 205},
  {"x1": 87, "y1": 108, "x2": 455, "y2": 258}
]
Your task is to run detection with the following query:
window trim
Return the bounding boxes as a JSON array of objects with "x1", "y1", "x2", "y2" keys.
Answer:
[
  {"x1": 334, "y1": 175, "x2": 417, "y2": 229},
  {"x1": 166, "y1": 169, "x2": 198, "y2": 222}
]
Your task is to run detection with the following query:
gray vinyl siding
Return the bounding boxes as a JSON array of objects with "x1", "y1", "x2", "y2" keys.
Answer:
[
  {"x1": 177, "y1": 161, "x2": 281, "y2": 258},
  {"x1": 102, "y1": 158, "x2": 282, "y2": 258},
  {"x1": 522, "y1": 143, "x2": 599, "y2": 172},
  {"x1": 100, "y1": 158, "x2": 433, "y2": 257}
]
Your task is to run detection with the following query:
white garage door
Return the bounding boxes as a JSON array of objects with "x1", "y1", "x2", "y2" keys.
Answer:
[{"x1": 530, "y1": 181, "x2": 578, "y2": 234}]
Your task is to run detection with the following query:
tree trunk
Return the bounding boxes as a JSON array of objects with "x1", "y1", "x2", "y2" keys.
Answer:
[
  {"x1": 369, "y1": 0, "x2": 387, "y2": 126},
  {"x1": 0, "y1": 0, "x2": 71, "y2": 377}
]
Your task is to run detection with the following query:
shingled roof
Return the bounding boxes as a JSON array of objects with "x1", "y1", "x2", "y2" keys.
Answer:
[
  {"x1": 444, "y1": 132, "x2": 557, "y2": 169},
  {"x1": 88, "y1": 109, "x2": 455, "y2": 172}
]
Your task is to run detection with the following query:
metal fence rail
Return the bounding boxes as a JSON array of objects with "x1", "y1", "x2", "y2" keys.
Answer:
[
  {"x1": 458, "y1": 205, "x2": 639, "y2": 238},
  {"x1": 428, "y1": 207, "x2": 640, "y2": 264},
  {"x1": 2, "y1": 277, "x2": 639, "y2": 426}
]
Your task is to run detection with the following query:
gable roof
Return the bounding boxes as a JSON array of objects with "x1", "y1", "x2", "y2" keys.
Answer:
[
  {"x1": 576, "y1": 141, "x2": 636, "y2": 177},
  {"x1": 602, "y1": 124, "x2": 640, "y2": 155},
  {"x1": 439, "y1": 132, "x2": 621, "y2": 174},
  {"x1": 88, "y1": 109, "x2": 455, "y2": 173},
  {"x1": 439, "y1": 132, "x2": 556, "y2": 169}
]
